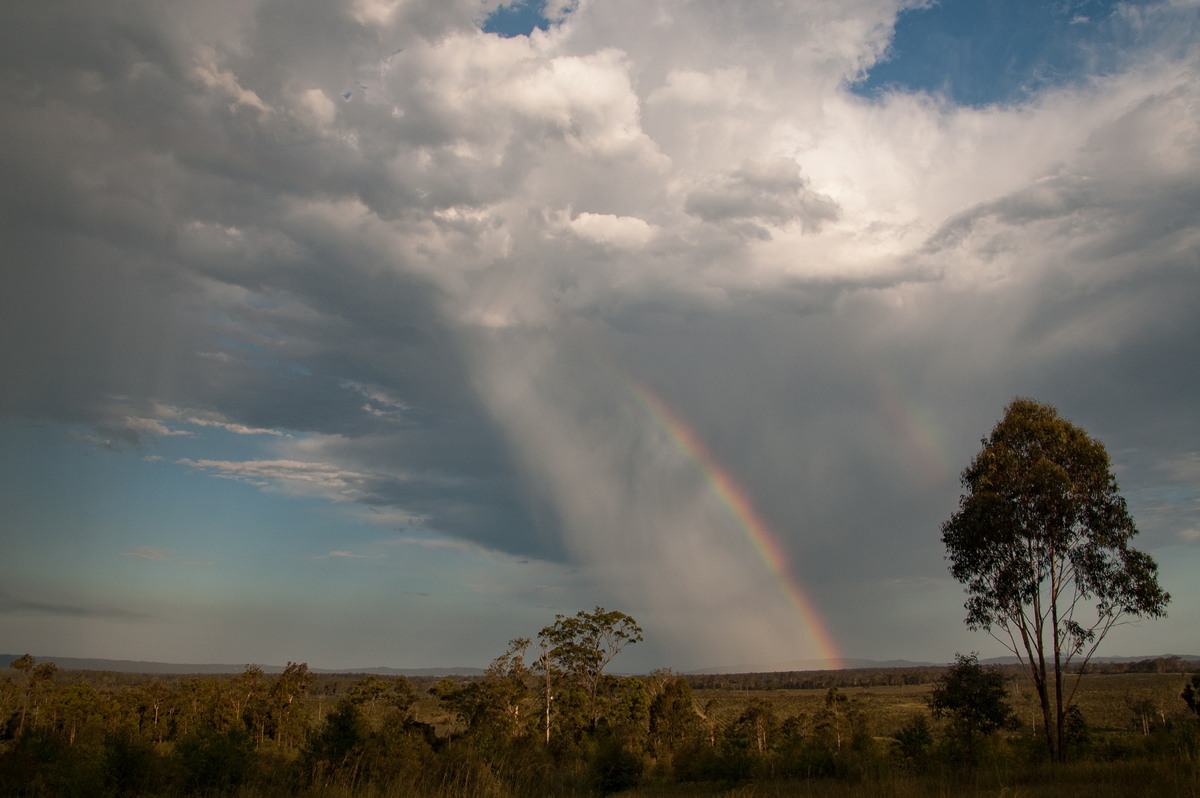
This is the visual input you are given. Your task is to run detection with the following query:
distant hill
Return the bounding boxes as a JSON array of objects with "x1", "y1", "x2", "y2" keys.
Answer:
[
  {"x1": 981, "y1": 653, "x2": 1200, "y2": 667},
  {"x1": 5, "y1": 652, "x2": 1196, "y2": 678},
  {"x1": 688, "y1": 654, "x2": 1200, "y2": 675},
  {"x1": 687, "y1": 657, "x2": 937, "y2": 674},
  {"x1": 0, "y1": 655, "x2": 484, "y2": 677}
]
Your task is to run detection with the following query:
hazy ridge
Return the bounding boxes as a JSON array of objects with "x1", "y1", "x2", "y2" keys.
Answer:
[{"x1": 5, "y1": 653, "x2": 1197, "y2": 677}]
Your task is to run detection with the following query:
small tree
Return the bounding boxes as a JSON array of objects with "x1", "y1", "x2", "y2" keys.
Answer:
[
  {"x1": 941, "y1": 398, "x2": 1169, "y2": 761},
  {"x1": 815, "y1": 687, "x2": 850, "y2": 751},
  {"x1": 1182, "y1": 675, "x2": 1200, "y2": 720},
  {"x1": 929, "y1": 653, "x2": 1014, "y2": 765},
  {"x1": 893, "y1": 713, "x2": 933, "y2": 765}
]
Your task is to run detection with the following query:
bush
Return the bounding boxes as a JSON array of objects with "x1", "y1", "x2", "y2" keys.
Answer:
[
  {"x1": 590, "y1": 734, "x2": 645, "y2": 794},
  {"x1": 175, "y1": 727, "x2": 254, "y2": 793}
]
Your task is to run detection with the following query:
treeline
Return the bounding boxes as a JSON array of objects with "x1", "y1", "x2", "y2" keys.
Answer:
[
  {"x1": 685, "y1": 666, "x2": 950, "y2": 691},
  {"x1": 1084, "y1": 656, "x2": 1199, "y2": 675},
  {"x1": 685, "y1": 655, "x2": 1200, "y2": 692},
  {"x1": 3, "y1": 613, "x2": 1199, "y2": 797}
]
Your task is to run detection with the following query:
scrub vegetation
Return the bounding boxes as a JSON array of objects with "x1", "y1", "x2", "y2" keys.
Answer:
[{"x1": 2, "y1": 649, "x2": 1198, "y2": 797}]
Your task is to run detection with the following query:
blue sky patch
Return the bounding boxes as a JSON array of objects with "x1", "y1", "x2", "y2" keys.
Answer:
[
  {"x1": 855, "y1": 0, "x2": 1152, "y2": 106},
  {"x1": 483, "y1": 0, "x2": 552, "y2": 38}
]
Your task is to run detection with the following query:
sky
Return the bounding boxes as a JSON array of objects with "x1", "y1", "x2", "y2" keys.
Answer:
[{"x1": 1, "y1": 0, "x2": 1198, "y2": 674}]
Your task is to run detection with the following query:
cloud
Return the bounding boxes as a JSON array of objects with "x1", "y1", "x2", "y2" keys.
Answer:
[
  {"x1": 122, "y1": 547, "x2": 172, "y2": 561},
  {"x1": 177, "y1": 458, "x2": 375, "y2": 500},
  {"x1": 161, "y1": 405, "x2": 290, "y2": 436},
  {"x1": 122, "y1": 547, "x2": 213, "y2": 566},
  {"x1": 1, "y1": 0, "x2": 1198, "y2": 668},
  {"x1": 685, "y1": 158, "x2": 841, "y2": 238},
  {"x1": 566, "y1": 212, "x2": 656, "y2": 248},
  {"x1": 0, "y1": 591, "x2": 154, "y2": 621},
  {"x1": 317, "y1": 550, "x2": 383, "y2": 560},
  {"x1": 67, "y1": 407, "x2": 194, "y2": 451}
]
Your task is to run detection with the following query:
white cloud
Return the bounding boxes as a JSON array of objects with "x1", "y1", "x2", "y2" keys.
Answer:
[
  {"x1": 293, "y1": 88, "x2": 337, "y2": 129},
  {"x1": 646, "y1": 67, "x2": 753, "y2": 110},
  {"x1": 151, "y1": 404, "x2": 288, "y2": 436},
  {"x1": 191, "y1": 46, "x2": 272, "y2": 114},
  {"x1": 566, "y1": 212, "x2": 655, "y2": 248},
  {"x1": 177, "y1": 458, "x2": 373, "y2": 500}
]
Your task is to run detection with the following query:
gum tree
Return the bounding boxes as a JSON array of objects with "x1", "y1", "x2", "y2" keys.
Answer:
[
  {"x1": 941, "y1": 398, "x2": 1169, "y2": 761},
  {"x1": 537, "y1": 606, "x2": 643, "y2": 734}
]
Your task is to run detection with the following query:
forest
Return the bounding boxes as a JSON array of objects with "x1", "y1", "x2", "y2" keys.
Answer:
[{"x1": 2, "y1": 623, "x2": 1199, "y2": 797}]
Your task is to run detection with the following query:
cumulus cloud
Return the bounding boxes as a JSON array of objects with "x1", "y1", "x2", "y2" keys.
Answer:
[
  {"x1": 566, "y1": 212, "x2": 656, "y2": 248},
  {"x1": 2, "y1": 0, "x2": 1199, "y2": 667}
]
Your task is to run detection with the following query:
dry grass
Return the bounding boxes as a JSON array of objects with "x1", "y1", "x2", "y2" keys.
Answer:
[
  {"x1": 615, "y1": 759, "x2": 1200, "y2": 798},
  {"x1": 691, "y1": 671, "x2": 1195, "y2": 738}
]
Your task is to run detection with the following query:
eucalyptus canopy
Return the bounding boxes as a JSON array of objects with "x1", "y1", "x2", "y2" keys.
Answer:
[{"x1": 941, "y1": 398, "x2": 1169, "y2": 761}]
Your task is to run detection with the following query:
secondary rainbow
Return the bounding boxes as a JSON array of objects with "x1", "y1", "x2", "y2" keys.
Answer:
[{"x1": 627, "y1": 378, "x2": 843, "y2": 669}]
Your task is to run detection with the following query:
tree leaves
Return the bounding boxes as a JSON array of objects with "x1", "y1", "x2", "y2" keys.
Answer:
[{"x1": 940, "y1": 397, "x2": 1170, "y2": 761}]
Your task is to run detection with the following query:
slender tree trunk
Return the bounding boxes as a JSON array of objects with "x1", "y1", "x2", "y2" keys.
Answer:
[
  {"x1": 1018, "y1": 601, "x2": 1057, "y2": 760},
  {"x1": 542, "y1": 663, "x2": 552, "y2": 744},
  {"x1": 1052, "y1": 612, "x2": 1066, "y2": 761},
  {"x1": 1028, "y1": 595, "x2": 1058, "y2": 760}
]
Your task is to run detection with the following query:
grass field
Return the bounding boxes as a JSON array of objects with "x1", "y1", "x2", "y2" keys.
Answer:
[{"x1": 688, "y1": 670, "x2": 1194, "y2": 738}]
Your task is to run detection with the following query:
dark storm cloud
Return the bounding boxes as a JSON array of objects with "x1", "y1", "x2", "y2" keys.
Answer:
[{"x1": 0, "y1": 0, "x2": 564, "y2": 560}]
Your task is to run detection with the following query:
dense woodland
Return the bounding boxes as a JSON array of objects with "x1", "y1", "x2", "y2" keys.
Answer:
[{"x1": 2, "y1": 639, "x2": 1199, "y2": 797}]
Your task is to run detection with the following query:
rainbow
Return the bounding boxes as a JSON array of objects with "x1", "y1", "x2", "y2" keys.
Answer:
[
  {"x1": 626, "y1": 378, "x2": 844, "y2": 669},
  {"x1": 875, "y1": 374, "x2": 955, "y2": 488}
]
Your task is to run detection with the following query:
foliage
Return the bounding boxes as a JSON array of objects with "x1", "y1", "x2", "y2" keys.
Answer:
[
  {"x1": 537, "y1": 606, "x2": 644, "y2": 738},
  {"x1": 176, "y1": 727, "x2": 255, "y2": 793},
  {"x1": 3, "y1": 618, "x2": 1198, "y2": 796},
  {"x1": 648, "y1": 676, "x2": 700, "y2": 761},
  {"x1": 1182, "y1": 674, "x2": 1200, "y2": 719},
  {"x1": 928, "y1": 653, "x2": 1015, "y2": 764},
  {"x1": 941, "y1": 398, "x2": 1169, "y2": 761},
  {"x1": 893, "y1": 713, "x2": 934, "y2": 765}
]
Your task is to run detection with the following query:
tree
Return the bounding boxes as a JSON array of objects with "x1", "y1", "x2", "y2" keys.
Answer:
[
  {"x1": 433, "y1": 638, "x2": 532, "y2": 750},
  {"x1": 941, "y1": 398, "x2": 1169, "y2": 761},
  {"x1": 52, "y1": 683, "x2": 107, "y2": 745},
  {"x1": 537, "y1": 607, "x2": 643, "y2": 738},
  {"x1": 10, "y1": 654, "x2": 35, "y2": 736},
  {"x1": 264, "y1": 662, "x2": 313, "y2": 746},
  {"x1": 893, "y1": 713, "x2": 933, "y2": 765},
  {"x1": 928, "y1": 653, "x2": 1014, "y2": 765},
  {"x1": 1181, "y1": 675, "x2": 1200, "y2": 720},
  {"x1": 731, "y1": 698, "x2": 776, "y2": 753},
  {"x1": 648, "y1": 677, "x2": 698, "y2": 760},
  {"x1": 7, "y1": 656, "x2": 58, "y2": 736}
]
